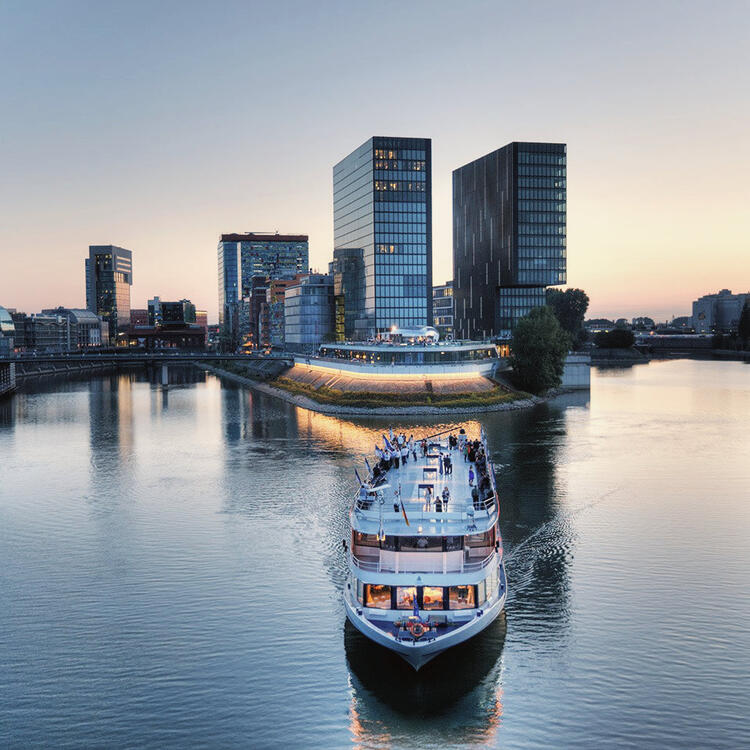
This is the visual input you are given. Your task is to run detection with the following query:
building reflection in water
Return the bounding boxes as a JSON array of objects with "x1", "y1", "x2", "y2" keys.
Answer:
[{"x1": 346, "y1": 615, "x2": 506, "y2": 748}]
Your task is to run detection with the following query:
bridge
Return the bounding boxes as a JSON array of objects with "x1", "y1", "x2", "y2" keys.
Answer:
[
  {"x1": 1, "y1": 351, "x2": 293, "y2": 365},
  {"x1": 0, "y1": 351, "x2": 295, "y2": 386}
]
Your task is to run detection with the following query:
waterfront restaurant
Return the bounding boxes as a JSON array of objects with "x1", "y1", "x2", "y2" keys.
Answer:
[{"x1": 304, "y1": 340, "x2": 501, "y2": 378}]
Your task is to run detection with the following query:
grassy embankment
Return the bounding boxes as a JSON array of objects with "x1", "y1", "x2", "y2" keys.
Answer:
[{"x1": 271, "y1": 375, "x2": 528, "y2": 409}]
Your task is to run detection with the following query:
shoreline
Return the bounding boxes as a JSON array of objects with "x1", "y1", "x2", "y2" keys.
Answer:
[{"x1": 199, "y1": 363, "x2": 544, "y2": 416}]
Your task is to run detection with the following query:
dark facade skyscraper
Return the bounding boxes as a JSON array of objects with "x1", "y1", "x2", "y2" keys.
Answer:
[
  {"x1": 85, "y1": 245, "x2": 133, "y2": 341},
  {"x1": 329, "y1": 248, "x2": 365, "y2": 341},
  {"x1": 453, "y1": 142, "x2": 566, "y2": 341},
  {"x1": 333, "y1": 136, "x2": 432, "y2": 339}
]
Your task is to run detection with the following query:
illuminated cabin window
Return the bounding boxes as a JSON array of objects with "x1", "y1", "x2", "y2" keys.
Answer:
[
  {"x1": 365, "y1": 584, "x2": 391, "y2": 609},
  {"x1": 449, "y1": 585, "x2": 476, "y2": 610},
  {"x1": 354, "y1": 531, "x2": 379, "y2": 547},
  {"x1": 422, "y1": 586, "x2": 444, "y2": 610},
  {"x1": 396, "y1": 586, "x2": 417, "y2": 610}
]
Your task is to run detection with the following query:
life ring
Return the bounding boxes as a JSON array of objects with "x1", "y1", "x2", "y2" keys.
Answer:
[{"x1": 407, "y1": 619, "x2": 428, "y2": 639}]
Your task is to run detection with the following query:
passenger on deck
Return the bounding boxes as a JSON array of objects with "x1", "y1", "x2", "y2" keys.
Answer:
[
  {"x1": 443, "y1": 454, "x2": 452, "y2": 475},
  {"x1": 463, "y1": 442, "x2": 469, "y2": 462},
  {"x1": 421, "y1": 439, "x2": 428, "y2": 457},
  {"x1": 442, "y1": 487, "x2": 450, "y2": 511},
  {"x1": 400, "y1": 444, "x2": 409, "y2": 464},
  {"x1": 449, "y1": 433, "x2": 457, "y2": 449},
  {"x1": 438, "y1": 452, "x2": 444, "y2": 475},
  {"x1": 392, "y1": 448, "x2": 400, "y2": 469},
  {"x1": 424, "y1": 485, "x2": 433, "y2": 510},
  {"x1": 458, "y1": 428, "x2": 466, "y2": 450},
  {"x1": 469, "y1": 466, "x2": 475, "y2": 486},
  {"x1": 409, "y1": 436, "x2": 417, "y2": 461}
]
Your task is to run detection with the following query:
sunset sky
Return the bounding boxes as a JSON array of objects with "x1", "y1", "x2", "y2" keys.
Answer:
[{"x1": 1, "y1": 0, "x2": 748, "y2": 323}]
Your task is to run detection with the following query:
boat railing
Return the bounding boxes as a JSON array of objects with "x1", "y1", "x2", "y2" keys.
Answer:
[{"x1": 350, "y1": 550, "x2": 496, "y2": 575}]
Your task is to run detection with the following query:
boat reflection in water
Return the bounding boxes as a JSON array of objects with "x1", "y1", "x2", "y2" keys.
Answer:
[{"x1": 345, "y1": 613, "x2": 506, "y2": 747}]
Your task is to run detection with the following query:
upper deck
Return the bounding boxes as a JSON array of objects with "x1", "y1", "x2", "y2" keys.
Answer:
[{"x1": 350, "y1": 430, "x2": 498, "y2": 538}]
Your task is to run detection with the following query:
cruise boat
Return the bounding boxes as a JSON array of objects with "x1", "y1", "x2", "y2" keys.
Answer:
[{"x1": 344, "y1": 427, "x2": 507, "y2": 670}]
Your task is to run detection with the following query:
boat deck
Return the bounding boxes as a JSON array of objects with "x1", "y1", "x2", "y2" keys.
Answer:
[{"x1": 352, "y1": 433, "x2": 497, "y2": 536}]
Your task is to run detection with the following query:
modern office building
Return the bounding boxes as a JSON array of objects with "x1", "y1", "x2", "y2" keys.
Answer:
[
  {"x1": 692, "y1": 289, "x2": 750, "y2": 334},
  {"x1": 217, "y1": 232, "x2": 309, "y2": 348},
  {"x1": 85, "y1": 245, "x2": 133, "y2": 341},
  {"x1": 432, "y1": 280, "x2": 454, "y2": 340},
  {"x1": 148, "y1": 297, "x2": 196, "y2": 326},
  {"x1": 453, "y1": 142, "x2": 566, "y2": 341},
  {"x1": 284, "y1": 273, "x2": 334, "y2": 353},
  {"x1": 329, "y1": 248, "x2": 365, "y2": 341},
  {"x1": 333, "y1": 136, "x2": 432, "y2": 339},
  {"x1": 195, "y1": 310, "x2": 208, "y2": 331}
]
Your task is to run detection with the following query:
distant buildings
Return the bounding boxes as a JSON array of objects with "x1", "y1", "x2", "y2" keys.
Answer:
[
  {"x1": 85, "y1": 245, "x2": 133, "y2": 341},
  {"x1": 130, "y1": 308, "x2": 149, "y2": 327},
  {"x1": 692, "y1": 289, "x2": 750, "y2": 334},
  {"x1": 0, "y1": 306, "x2": 15, "y2": 356},
  {"x1": 284, "y1": 273, "x2": 334, "y2": 353},
  {"x1": 195, "y1": 310, "x2": 208, "y2": 331},
  {"x1": 217, "y1": 232, "x2": 309, "y2": 349},
  {"x1": 7, "y1": 308, "x2": 108, "y2": 352},
  {"x1": 453, "y1": 142, "x2": 566, "y2": 341},
  {"x1": 148, "y1": 297, "x2": 196, "y2": 326},
  {"x1": 333, "y1": 136, "x2": 432, "y2": 339},
  {"x1": 432, "y1": 280, "x2": 453, "y2": 340}
]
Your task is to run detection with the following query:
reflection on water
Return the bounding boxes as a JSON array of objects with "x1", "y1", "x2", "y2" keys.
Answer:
[
  {"x1": 1, "y1": 361, "x2": 749, "y2": 749},
  {"x1": 346, "y1": 616, "x2": 506, "y2": 748}
]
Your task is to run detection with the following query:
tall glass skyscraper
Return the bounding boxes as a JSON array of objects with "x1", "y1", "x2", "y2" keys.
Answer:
[
  {"x1": 85, "y1": 245, "x2": 133, "y2": 341},
  {"x1": 453, "y1": 142, "x2": 566, "y2": 341},
  {"x1": 333, "y1": 136, "x2": 432, "y2": 339}
]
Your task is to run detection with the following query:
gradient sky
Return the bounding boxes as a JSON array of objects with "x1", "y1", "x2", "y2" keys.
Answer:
[{"x1": 1, "y1": 0, "x2": 748, "y2": 322}]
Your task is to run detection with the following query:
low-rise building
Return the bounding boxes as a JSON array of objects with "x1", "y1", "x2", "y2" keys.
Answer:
[
  {"x1": 41, "y1": 308, "x2": 105, "y2": 349},
  {"x1": 130, "y1": 308, "x2": 149, "y2": 327},
  {"x1": 432, "y1": 280, "x2": 454, "y2": 340},
  {"x1": 284, "y1": 273, "x2": 334, "y2": 353}
]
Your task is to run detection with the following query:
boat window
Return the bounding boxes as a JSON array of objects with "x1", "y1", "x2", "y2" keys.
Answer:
[
  {"x1": 486, "y1": 567, "x2": 499, "y2": 600},
  {"x1": 449, "y1": 585, "x2": 476, "y2": 610},
  {"x1": 466, "y1": 530, "x2": 494, "y2": 547},
  {"x1": 356, "y1": 578, "x2": 364, "y2": 604},
  {"x1": 355, "y1": 531, "x2": 379, "y2": 547},
  {"x1": 364, "y1": 584, "x2": 391, "y2": 609},
  {"x1": 396, "y1": 586, "x2": 417, "y2": 609},
  {"x1": 422, "y1": 586, "x2": 444, "y2": 610},
  {"x1": 381, "y1": 535, "x2": 399, "y2": 550},
  {"x1": 477, "y1": 578, "x2": 487, "y2": 606},
  {"x1": 399, "y1": 536, "x2": 442, "y2": 551},
  {"x1": 444, "y1": 536, "x2": 463, "y2": 551}
]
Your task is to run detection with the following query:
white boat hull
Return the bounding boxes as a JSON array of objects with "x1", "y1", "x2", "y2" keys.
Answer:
[{"x1": 344, "y1": 588, "x2": 507, "y2": 671}]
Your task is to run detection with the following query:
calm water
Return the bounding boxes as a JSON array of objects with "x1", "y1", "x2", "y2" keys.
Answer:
[{"x1": 1, "y1": 360, "x2": 749, "y2": 749}]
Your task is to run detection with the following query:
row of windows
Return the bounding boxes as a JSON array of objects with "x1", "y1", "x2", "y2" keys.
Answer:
[
  {"x1": 374, "y1": 236, "x2": 430, "y2": 246},
  {"x1": 517, "y1": 200, "x2": 566, "y2": 212},
  {"x1": 374, "y1": 148, "x2": 426, "y2": 160},
  {"x1": 518, "y1": 212, "x2": 566, "y2": 224},
  {"x1": 518, "y1": 188, "x2": 566, "y2": 200},
  {"x1": 374, "y1": 160, "x2": 426, "y2": 172},
  {"x1": 356, "y1": 568, "x2": 501, "y2": 611},
  {"x1": 374, "y1": 170, "x2": 427, "y2": 183},
  {"x1": 518, "y1": 151, "x2": 566, "y2": 165},
  {"x1": 498, "y1": 288, "x2": 547, "y2": 301},
  {"x1": 517, "y1": 271, "x2": 566, "y2": 284},
  {"x1": 375, "y1": 220, "x2": 426, "y2": 230},
  {"x1": 373, "y1": 203, "x2": 428, "y2": 215},
  {"x1": 373, "y1": 244, "x2": 428, "y2": 256},
  {"x1": 374, "y1": 192, "x2": 428, "y2": 203},
  {"x1": 518, "y1": 236, "x2": 567, "y2": 247},
  {"x1": 517, "y1": 177, "x2": 566, "y2": 189},
  {"x1": 374, "y1": 180, "x2": 427, "y2": 192},
  {"x1": 518, "y1": 224, "x2": 566, "y2": 235},
  {"x1": 518, "y1": 165, "x2": 566, "y2": 177},
  {"x1": 517, "y1": 248, "x2": 566, "y2": 260}
]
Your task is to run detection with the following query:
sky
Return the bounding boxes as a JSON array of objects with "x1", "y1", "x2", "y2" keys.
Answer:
[{"x1": 0, "y1": 0, "x2": 748, "y2": 323}]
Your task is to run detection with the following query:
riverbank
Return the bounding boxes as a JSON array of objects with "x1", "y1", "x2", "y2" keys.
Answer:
[{"x1": 200, "y1": 362, "x2": 541, "y2": 416}]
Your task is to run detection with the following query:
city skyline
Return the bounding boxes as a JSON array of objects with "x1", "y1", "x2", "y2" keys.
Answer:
[{"x1": 1, "y1": 1, "x2": 748, "y2": 322}]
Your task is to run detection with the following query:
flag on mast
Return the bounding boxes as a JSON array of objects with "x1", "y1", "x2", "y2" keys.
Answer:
[{"x1": 354, "y1": 468, "x2": 364, "y2": 486}]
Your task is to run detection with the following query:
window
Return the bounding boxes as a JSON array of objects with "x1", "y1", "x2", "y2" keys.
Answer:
[
  {"x1": 399, "y1": 536, "x2": 442, "y2": 551},
  {"x1": 422, "y1": 586, "x2": 444, "y2": 610},
  {"x1": 355, "y1": 531, "x2": 379, "y2": 547},
  {"x1": 365, "y1": 584, "x2": 391, "y2": 609},
  {"x1": 356, "y1": 578, "x2": 364, "y2": 604},
  {"x1": 477, "y1": 578, "x2": 487, "y2": 605},
  {"x1": 449, "y1": 585, "x2": 476, "y2": 610},
  {"x1": 396, "y1": 586, "x2": 417, "y2": 609}
]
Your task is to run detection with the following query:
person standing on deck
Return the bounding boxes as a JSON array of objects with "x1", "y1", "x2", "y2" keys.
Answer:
[
  {"x1": 439, "y1": 452, "x2": 444, "y2": 475},
  {"x1": 469, "y1": 466, "x2": 475, "y2": 486},
  {"x1": 401, "y1": 444, "x2": 409, "y2": 465},
  {"x1": 392, "y1": 447, "x2": 400, "y2": 469},
  {"x1": 442, "y1": 487, "x2": 450, "y2": 511}
]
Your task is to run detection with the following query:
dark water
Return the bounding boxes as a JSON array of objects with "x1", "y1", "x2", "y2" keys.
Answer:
[{"x1": 1, "y1": 360, "x2": 749, "y2": 749}]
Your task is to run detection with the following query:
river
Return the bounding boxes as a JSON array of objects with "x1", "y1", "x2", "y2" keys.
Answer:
[{"x1": 1, "y1": 359, "x2": 749, "y2": 749}]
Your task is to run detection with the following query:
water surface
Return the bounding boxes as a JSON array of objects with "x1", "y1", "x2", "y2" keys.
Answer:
[{"x1": 1, "y1": 360, "x2": 749, "y2": 748}]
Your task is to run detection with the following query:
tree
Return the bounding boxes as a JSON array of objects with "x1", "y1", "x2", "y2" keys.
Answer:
[
  {"x1": 545, "y1": 288, "x2": 590, "y2": 349},
  {"x1": 738, "y1": 301, "x2": 750, "y2": 348},
  {"x1": 594, "y1": 329, "x2": 635, "y2": 348},
  {"x1": 510, "y1": 306, "x2": 571, "y2": 395}
]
